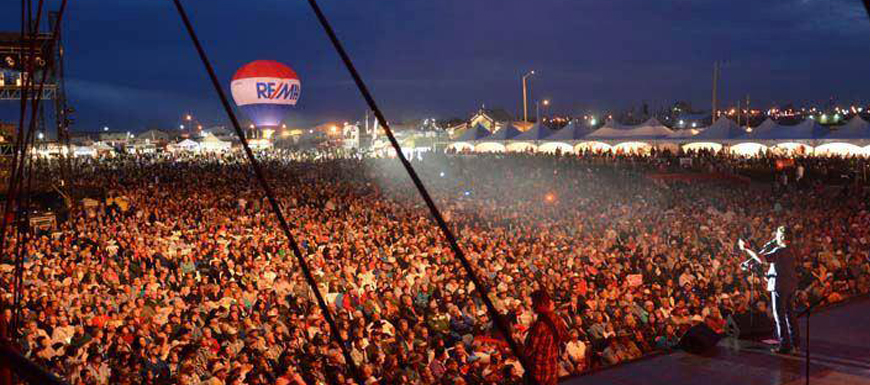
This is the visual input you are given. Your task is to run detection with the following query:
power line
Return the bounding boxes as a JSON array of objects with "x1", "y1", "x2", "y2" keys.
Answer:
[
  {"x1": 168, "y1": 0, "x2": 364, "y2": 383},
  {"x1": 302, "y1": 0, "x2": 534, "y2": 381}
]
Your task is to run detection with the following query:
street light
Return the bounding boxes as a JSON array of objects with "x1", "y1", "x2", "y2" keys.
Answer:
[
  {"x1": 522, "y1": 70, "x2": 535, "y2": 122},
  {"x1": 537, "y1": 99, "x2": 550, "y2": 123}
]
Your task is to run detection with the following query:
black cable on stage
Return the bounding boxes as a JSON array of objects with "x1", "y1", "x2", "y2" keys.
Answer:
[
  {"x1": 167, "y1": 1, "x2": 364, "y2": 383},
  {"x1": 302, "y1": 0, "x2": 534, "y2": 380}
]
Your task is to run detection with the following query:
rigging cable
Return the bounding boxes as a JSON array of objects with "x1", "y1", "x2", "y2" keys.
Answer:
[
  {"x1": 302, "y1": 0, "x2": 534, "y2": 380},
  {"x1": 168, "y1": 1, "x2": 364, "y2": 383}
]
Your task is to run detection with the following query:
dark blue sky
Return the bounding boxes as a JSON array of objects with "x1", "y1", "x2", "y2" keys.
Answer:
[{"x1": 2, "y1": 0, "x2": 870, "y2": 131}]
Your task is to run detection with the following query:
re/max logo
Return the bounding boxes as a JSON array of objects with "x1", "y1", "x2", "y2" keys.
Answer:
[{"x1": 256, "y1": 82, "x2": 300, "y2": 100}]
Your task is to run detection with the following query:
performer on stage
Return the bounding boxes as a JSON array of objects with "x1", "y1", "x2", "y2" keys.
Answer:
[{"x1": 738, "y1": 225, "x2": 800, "y2": 354}]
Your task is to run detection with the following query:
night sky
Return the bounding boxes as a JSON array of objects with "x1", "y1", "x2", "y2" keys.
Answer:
[{"x1": 1, "y1": 0, "x2": 869, "y2": 132}]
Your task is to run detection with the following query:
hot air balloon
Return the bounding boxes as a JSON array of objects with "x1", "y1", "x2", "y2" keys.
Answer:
[{"x1": 231, "y1": 60, "x2": 301, "y2": 130}]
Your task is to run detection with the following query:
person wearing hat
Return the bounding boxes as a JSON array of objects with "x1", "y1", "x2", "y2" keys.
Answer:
[{"x1": 523, "y1": 290, "x2": 568, "y2": 385}]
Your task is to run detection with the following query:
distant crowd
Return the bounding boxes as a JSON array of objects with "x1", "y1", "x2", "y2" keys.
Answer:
[{"x1": 1, "y1": 149, "x2": 868, "y2": 384}]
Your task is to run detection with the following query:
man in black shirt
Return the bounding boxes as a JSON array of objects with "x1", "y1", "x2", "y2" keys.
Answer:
[{"x1": 739, "y1": 225, "x2": 799, "y2": 354}]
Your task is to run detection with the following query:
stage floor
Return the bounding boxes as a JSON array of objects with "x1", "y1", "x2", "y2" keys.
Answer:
[{"x1": 565, "y1": 297, "x2": 870, "y2": 385}]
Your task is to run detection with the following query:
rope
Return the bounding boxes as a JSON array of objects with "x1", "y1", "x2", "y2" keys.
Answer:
[
  {"x1": 302, "y1": 0, "x2": 535, "y2": 381},
  {"x1": 168, "y1": 0, "x2": 364, "y2": 383}
]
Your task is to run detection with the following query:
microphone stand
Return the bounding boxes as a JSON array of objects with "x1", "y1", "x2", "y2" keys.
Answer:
[{"x1": 796, "y1": 296, "x2": 826, "y2": 385}]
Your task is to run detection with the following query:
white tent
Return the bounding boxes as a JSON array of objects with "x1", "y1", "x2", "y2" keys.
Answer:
[
  {"x1": 172, "y1": 139, "x2": 201, "y2": 152},
  {"x1": 547, "y1": 121, "x2": 588, "y2": 141},
  {"x1": 823, "y1": 116, "x2": 870, "y2": 144},
  {"x1": 690, "y1": 118, "x2": 747, "y2": 142},
  {"x1": 199, "y1": 135, "x2": 231, "y2": 152}
]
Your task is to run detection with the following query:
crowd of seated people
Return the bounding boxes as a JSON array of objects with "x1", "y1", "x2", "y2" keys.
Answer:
[{"x1": 0, "y1": 150, "x2": 867, "y2": 384}]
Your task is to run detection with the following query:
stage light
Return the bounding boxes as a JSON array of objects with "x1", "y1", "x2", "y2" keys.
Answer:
[
  {"x1": 464, "y1": 191, "x2": 471, "y2": 196},
  {"x1": 103, "y1": 126, "x2": 109, "y2": 131},
  {"x1": 439, "y1": 171, "x2": 445, "y2": 177},
  {"x1": 37, "y1": 132, "x2": 44, "y2": 140},
  {"x1": 545, "y1": 193, "x2": 556, "y2": 203},
  {"x1": 180, "y1": 125, "x2": 185, "y2": 130}
]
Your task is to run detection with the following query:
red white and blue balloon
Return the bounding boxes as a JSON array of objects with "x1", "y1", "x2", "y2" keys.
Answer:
[{"x1": 231, "y1": 60, "x2": 301, "y2": 127}]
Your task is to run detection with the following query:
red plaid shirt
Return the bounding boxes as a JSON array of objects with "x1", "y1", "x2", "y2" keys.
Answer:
[{"x1": 524, "y1": 311, "x2": 569, "y2": 385}]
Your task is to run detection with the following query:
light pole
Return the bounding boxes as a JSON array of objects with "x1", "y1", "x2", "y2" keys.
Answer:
[
  {"x1": 536, "y1": 99, "x2": 550, "y2": 123},
  {"x1": 522, "y1": 70, "x2": 535, "y2": 122}
]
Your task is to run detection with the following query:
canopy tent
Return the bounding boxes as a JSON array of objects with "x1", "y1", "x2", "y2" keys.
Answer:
[
  {"x1": 454, "y1": 123, "x2": 491, "y2": 142},
  {"x1": 586, "y1": 118, "x2": 673, "y2": 141},
  {"x1": 547, "y1": 121, "x2": 588, "y2": 141},
  {"x1": 585, "y1": 119, "x2": 633, "y2": 139},
  {"x1": 199, "y1": 135, "x2": 231, "y2": 152},
  {"x1": 537, "y1": 142, "x2": 575, "y2": 154},
  {"x1": 744, "y1": 118, "x2": 780, "y2": 140},
  {"x1": 480, "y1": 123, "x2": 522, "y2": 141},
  {"x1": 667, "y1": 128, "x2": 699, "y2": 140},
  {"x1": 575, "y1": 141, "x2": 612, "y2": 153},
  {"x1": 446, "y1": 142, "x2": 475, "y2": 152},
  {"x1": 814, "y1": 143, "x2": 865, "y2": 157},
  {"x1": 690, "y1": 118, "x2": 747, "y2": 142},
  {"x1": 823, "y1": 116, "x2": 870, "y2": 143},
  {"x1": 729, "y1": 142, "x2": 768, "y2": 156},
  {"x1": 505, "y1": 142, "x2": 537, "y2": 153},
  {"x1": 474, "y1": 142, "x2": 506, "y2": 153},
  {"x1": 172, "y1": 139, "x2": 200, "y2": 152},
  {"x1": 764, "y1": 119, "x2": 828, "y2": 141},
  {"x1": 627, "y1": 118, "x2": 674, "y2": 140},
  {"x1": 512, "y1": 122, "x2": 554, "y2": 141}
]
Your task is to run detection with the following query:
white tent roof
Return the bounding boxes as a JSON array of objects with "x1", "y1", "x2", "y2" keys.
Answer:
[
  {"x1": 824, "y1": 116, "x2": 870, "y2": 140},
  {"x1": 745, "y1": 118, "x2": 780, "y2": 140},
  {"x1": 667, "y1": 128, "x2": 699, "y2": 139},
  {"x1": 513, "y1": 123, "x2": 554, "y2": 141},
  {"x1": 176, "y1": 139, "x2": 199, "y2": 148},
  {"x1": 200, "y1": 134, "x2": 228, "y2": 144},
  {"x1": 547, "y1": 121, "x2": 588, "y2": 141},
  {"x1": 454, "y1": 123, "x2": 491, "y2": 142},
  {"x1": 481, "y1": 124, "x2": 522, "y2": 141},
  {"x1": 585, "y1": 118, "x2": 675, "y2": 141},
  {"x1": 690, "y1": 118, "x2": 746, "y2": 141},
  {"x1": 761, "y1": 119, "x2": 827, "y2": 140}
]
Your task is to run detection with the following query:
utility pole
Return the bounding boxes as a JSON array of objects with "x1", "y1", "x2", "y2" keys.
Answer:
[
  {"x1": 711, "y1": 61, "x2": 719, "y2": 122},
  {"x1": 745, "y1": 94, "x2": 751, "y2": 129}
]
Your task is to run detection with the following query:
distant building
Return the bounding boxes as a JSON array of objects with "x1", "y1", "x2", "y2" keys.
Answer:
[
  {"x1": 138, "y1": 129, "x2": 172, "y2": 143},
  {"x1": 469, "y1": 108, "x2": 514, "y2": 132}
]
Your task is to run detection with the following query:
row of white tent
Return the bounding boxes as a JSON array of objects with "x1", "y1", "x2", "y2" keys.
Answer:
[{"x1": 448, "y1": 116, "x2": 870, "y2": 156}]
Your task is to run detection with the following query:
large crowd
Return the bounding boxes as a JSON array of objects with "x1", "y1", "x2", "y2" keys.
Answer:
[{"x1": 1, "y1": 150, "x2": 869, "y2": 385}]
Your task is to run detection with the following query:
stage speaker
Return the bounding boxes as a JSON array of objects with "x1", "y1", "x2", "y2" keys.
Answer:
[
  {"x1": 730, "y1": 312, "x2": 772, "y2": 339},
  {"x1": 678, "y1": 323, "x2": 722, "y2": 354}
]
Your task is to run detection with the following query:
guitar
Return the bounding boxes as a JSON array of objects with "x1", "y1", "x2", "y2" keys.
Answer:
[{"x1": 737, "y1": 238, "x2": 780, "y2": 291}]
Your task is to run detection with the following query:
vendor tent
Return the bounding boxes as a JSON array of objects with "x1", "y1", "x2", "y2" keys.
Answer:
[
  {"x1": 690, "y1": 118, "x2": 746, "y2": 142},
  {"x1": 480, "y1": 123, "x2": 522, "y2": 141},
  {"x1": 513, "y1": 122, "x2": 554, "y2": 141},
  {"x1": 199, "y1": 135, "x2": 231, "y2": 152},
  {"x1": 765, "y1": 119, "x2": 827, "y2": 141},
  {"x1": 173, "y1": 139, "x2": 200, "y2": 152},
  {"x1": 823, "y1": 116, "x2": 870, "y2": 142},
  {"x1": 547, "y1": 121, "x2": 587, "y2": 141},
  {"x1": 745, "y1": 118, "x2": 781, "y2": 141},
  {"x1": 454, "y1": 123, "x2": 491, "y2": 142}
]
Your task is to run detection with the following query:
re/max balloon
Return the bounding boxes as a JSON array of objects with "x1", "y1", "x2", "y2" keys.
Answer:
[{"x1": 231, "y1": 60, "x2": 301, "y2": 128}]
